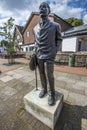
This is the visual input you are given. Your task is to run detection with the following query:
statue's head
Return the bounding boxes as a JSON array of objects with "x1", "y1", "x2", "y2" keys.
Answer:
[{"x1": 39, "y1": 2, "x2": 50, "y2": 17}]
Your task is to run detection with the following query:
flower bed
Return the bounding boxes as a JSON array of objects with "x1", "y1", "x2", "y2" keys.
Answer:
[{"x1": 0, "y1": 52, "x2": 25, "y2": 58}]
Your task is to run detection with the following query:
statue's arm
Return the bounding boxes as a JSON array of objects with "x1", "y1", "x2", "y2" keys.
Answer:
[
  {"x1": 55, "y1": 24, "x2": 62, "y2": 52},
  {"x1": 34, "y1": 42, "x2": 38, "y2": 53},
  {"x1": 33, "y1": 29, "x2": 38, "y2": 53}
]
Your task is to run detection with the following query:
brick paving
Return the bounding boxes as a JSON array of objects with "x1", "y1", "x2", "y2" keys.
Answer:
[
  {"x1": 0, "y1": 58, "x2": 87, "y2": 130},
  {"x1": 54, "y1": 64, "x2": 87, "y2": 76},
  {"x1": 0, "y1": 58, "x2": 87, "y2": 76}
]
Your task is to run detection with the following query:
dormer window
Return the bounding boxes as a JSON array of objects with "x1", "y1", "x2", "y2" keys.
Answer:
[{"x1": 26, "y1": 31, "x2": 30, "y2": 37}]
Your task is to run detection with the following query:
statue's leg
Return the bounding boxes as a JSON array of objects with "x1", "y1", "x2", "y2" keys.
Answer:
[
  {"x1": 38, "y1": 59, "x2": 47, "y2": 98},
  {"x1": 46, "y1": 60, "x2": 55, "y2": 94},
  {"x1": 46, "y1": 60, "x2": 55, "y2": 105}
]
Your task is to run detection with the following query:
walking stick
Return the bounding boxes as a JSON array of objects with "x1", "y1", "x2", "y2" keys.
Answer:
[
  {"x1": 29, "y1": 52, "x2": 38, "y2": 90},
  {"x1": 35, "y1": 56, "x2": 38, "y2": 90}
]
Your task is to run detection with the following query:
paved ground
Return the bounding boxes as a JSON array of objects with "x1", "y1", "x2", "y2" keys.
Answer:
[
  {"x1": 0, "y1": 58, "x2": 28, "y2": 72},
  {"x1": 0, "y1": 58, "x2": 87, "y2": 130}
]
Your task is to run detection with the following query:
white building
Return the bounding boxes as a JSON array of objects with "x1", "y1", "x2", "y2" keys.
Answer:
[{"x1": 62, "y1": 24, "x2": 87, "y2": 52}]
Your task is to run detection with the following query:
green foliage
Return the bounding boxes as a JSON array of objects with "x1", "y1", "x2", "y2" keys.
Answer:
[
  {"x1": 0, "y1": 17, "x2": 15, "y2": 54},
  {"x1": 1, "y1": 40, "x2": 8, "y2": 47},
  {"x1": 65, "y1": 17, "x2": 83, "y2": 27},
  {"x1": 0, "y1": 17, "x2": 15, "y2": 64},
  {"x1": 7, "y1": 42, "x2": 15, "y2": 54}
]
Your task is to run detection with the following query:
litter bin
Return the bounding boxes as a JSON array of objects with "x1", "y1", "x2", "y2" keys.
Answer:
[
  {"x1": 68, "y1": 53, "x2": 75, "y2": 67},
  {"x1": 86, "y1": 58, "x2": 87, "y2": 68}
]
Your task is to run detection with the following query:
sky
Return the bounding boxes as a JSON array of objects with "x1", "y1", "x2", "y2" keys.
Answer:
[{"x1": 0, "y1": 0, "x2": 87, "y2": 27}]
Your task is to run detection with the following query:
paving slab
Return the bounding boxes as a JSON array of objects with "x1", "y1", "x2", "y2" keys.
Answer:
[
  {"x1": 19, "y1": 124, "x2": 35, "y2": 130},
  {"x1": 82, "y1": 119, "x2": 87, "y2": 130},
  {"x1": 75, "y1": 81, "x2": 87, "y2": 87},
  {"x1": 20, "y1": 75, "x2": 35, "y2": 83},
  {"x1": 0, "y1": 99, "x2": 9, "y2": 117},
  {"x1": 14, "y1": 69, "x2": 30, "y2": 75},
  {"x1": 0, "y1": 80, "x2": 6, "y2": 88},
  {"x1": 55, "y1": 79, "x2": 66, "y2": 89},
  {"x1": 12, "y1": 73, "x2": 24, "y2": 79},
  {"x1": 56, "y1": 87, "x2": 69, "y2": 100},
  {"x1": 6, "y1": 70, "x2": 17, "y2": 75},
  {"x1": 56, "y1": 76, "x2": 76, "y2": 84},
  {"x1": 71, "y1": 83, "x2": 85, "y2": 95},
  {"x1": 80, "y1": 76, "x2": 87, "y2": 82},
  {"x1": 67, "y1": 92, "x2": 87, "y2": 106},
  {"x1": 85, "y1": 88, "x2": 87, "y2": 96},
  {"x1": 29, "y1": 79, "x2": 42, "y2": 88},
  {"x1": 0, "y1": 111, "x2": 26, "y2": 130},
  {"x1": 12, "y1": 80, "x2": 27, "y2": 91},
  {"x1": 0, "y1": 86, "x2": 17, "y2": 101},
  {"x1": 0, "y1": 75, "x2": 14, "y2": 82}
]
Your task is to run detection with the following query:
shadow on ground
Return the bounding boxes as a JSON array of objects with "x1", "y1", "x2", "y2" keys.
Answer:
[{"x1": 55, "y1": 102, "x2": 87, "y2": 130}]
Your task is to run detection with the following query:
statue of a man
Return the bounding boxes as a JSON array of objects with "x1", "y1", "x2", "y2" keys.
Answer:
[{"x1": 33, "y1": 2, "x2": 62, "y2": 105}]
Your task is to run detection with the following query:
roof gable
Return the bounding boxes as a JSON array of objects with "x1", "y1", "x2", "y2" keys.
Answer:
[
  {"x1": 22, "y1": 12, "x2": 39, "y2": 33},
  {"x1": 15, "y1": 25, "x2": 24, "y2": 36},
  {"x1": 22, "y1": 12, "x2": 72, "y2": 33}
]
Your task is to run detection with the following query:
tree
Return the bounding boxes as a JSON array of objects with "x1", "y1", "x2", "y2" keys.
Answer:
[
  {"x1": 1, "y1": 40, "x2": 8, "y2": 47},
  {"x1": 0, "y1": 41, "x2": 1, "y2": 47},
  {"x1": 65, "y1": 18, "x2": 83, "y2": 27},
  {"x1": 0, "y1": 17, "x2": 15, "y2": 64}
]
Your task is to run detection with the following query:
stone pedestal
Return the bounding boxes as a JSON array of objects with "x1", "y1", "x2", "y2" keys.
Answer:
[{"x1": 24, "y1": 89, "x2": 64, "y2": 130}]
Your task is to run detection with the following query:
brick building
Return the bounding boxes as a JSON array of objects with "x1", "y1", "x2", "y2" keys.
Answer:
[
  {"x1": 14, "y1": 25, "x2": 24, "y2": 51},
  {"x1": 14, "y1": 12, "x2": 72, "y2": 52}
]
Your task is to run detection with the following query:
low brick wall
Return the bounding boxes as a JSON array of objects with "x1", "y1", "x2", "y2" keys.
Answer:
[
  {"x1": 55, "y1": 52, "x2": 87, "y2": 67},
  {"x1": 75, "y1": 54, "x2": 87, "y2": 67},
  {"x1": 18, "y1": 51, "x2": 87, "y2": 67},
  {"x1": 55, "y1": 52, "x2": 73, "y2": 65}
]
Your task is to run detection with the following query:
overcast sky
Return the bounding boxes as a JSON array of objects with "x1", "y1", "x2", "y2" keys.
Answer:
[{"x1": 0, "y1": 0, "x2": 87, "y2": 26}]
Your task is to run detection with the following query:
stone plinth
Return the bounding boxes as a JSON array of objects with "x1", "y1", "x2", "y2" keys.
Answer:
[{"x1": 24, "y1": 89, "x2": 64, "y2": 130}]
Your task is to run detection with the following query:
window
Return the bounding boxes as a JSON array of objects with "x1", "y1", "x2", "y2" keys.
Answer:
[
  {"x1": 26, "y1": 47, "x2": 28, "y2": 52},
  {"x1": 29, "y1": 46, "x2": 34, "y2": 51},
  {"x1": 26, "y1": 31, "x2": 30, "y2": 37},
  {"x1": 21, "y1": 48, "x2": 23, "y2": 52},
  {"x1": 78, "y1": 41, "x2": 81, "y2": 51},
  {"x1": 17, "y1": 35, "x2": 20, "y2": 40}
]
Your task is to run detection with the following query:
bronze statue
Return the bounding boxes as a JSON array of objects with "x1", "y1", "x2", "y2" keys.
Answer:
[{"x1": 33, "y1": 2, "x2": 62, "y2": 105}]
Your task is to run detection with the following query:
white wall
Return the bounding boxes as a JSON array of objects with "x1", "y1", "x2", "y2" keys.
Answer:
[
  {"x1": 18, "y1": 42, "x2": 23, "y2": 45},
  {"x1": 21, "y1": 45, "x2": 29, "y2": 52},
  {"x1": 62, "y1": 37, "x2": 77, "y2": 52},
  {"x1": 21, "y1": 44, "x2": 35, "y2": 52}
]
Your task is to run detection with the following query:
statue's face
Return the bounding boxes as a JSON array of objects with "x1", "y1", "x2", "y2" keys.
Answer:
[{"x1": 39, "y1": 3, "x2": 50, "y2": 17}]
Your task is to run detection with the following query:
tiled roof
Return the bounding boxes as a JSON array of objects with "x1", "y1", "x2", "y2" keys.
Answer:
[
  {"x1": 65, "y1": 24, "x2": 87, "y2": 34},
  {"x1": 62, "y1": 24, "x2": 87, "y2": 37},
  {"x1": 15, "y1": 25, "x2": 24, "y2": 34}
]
